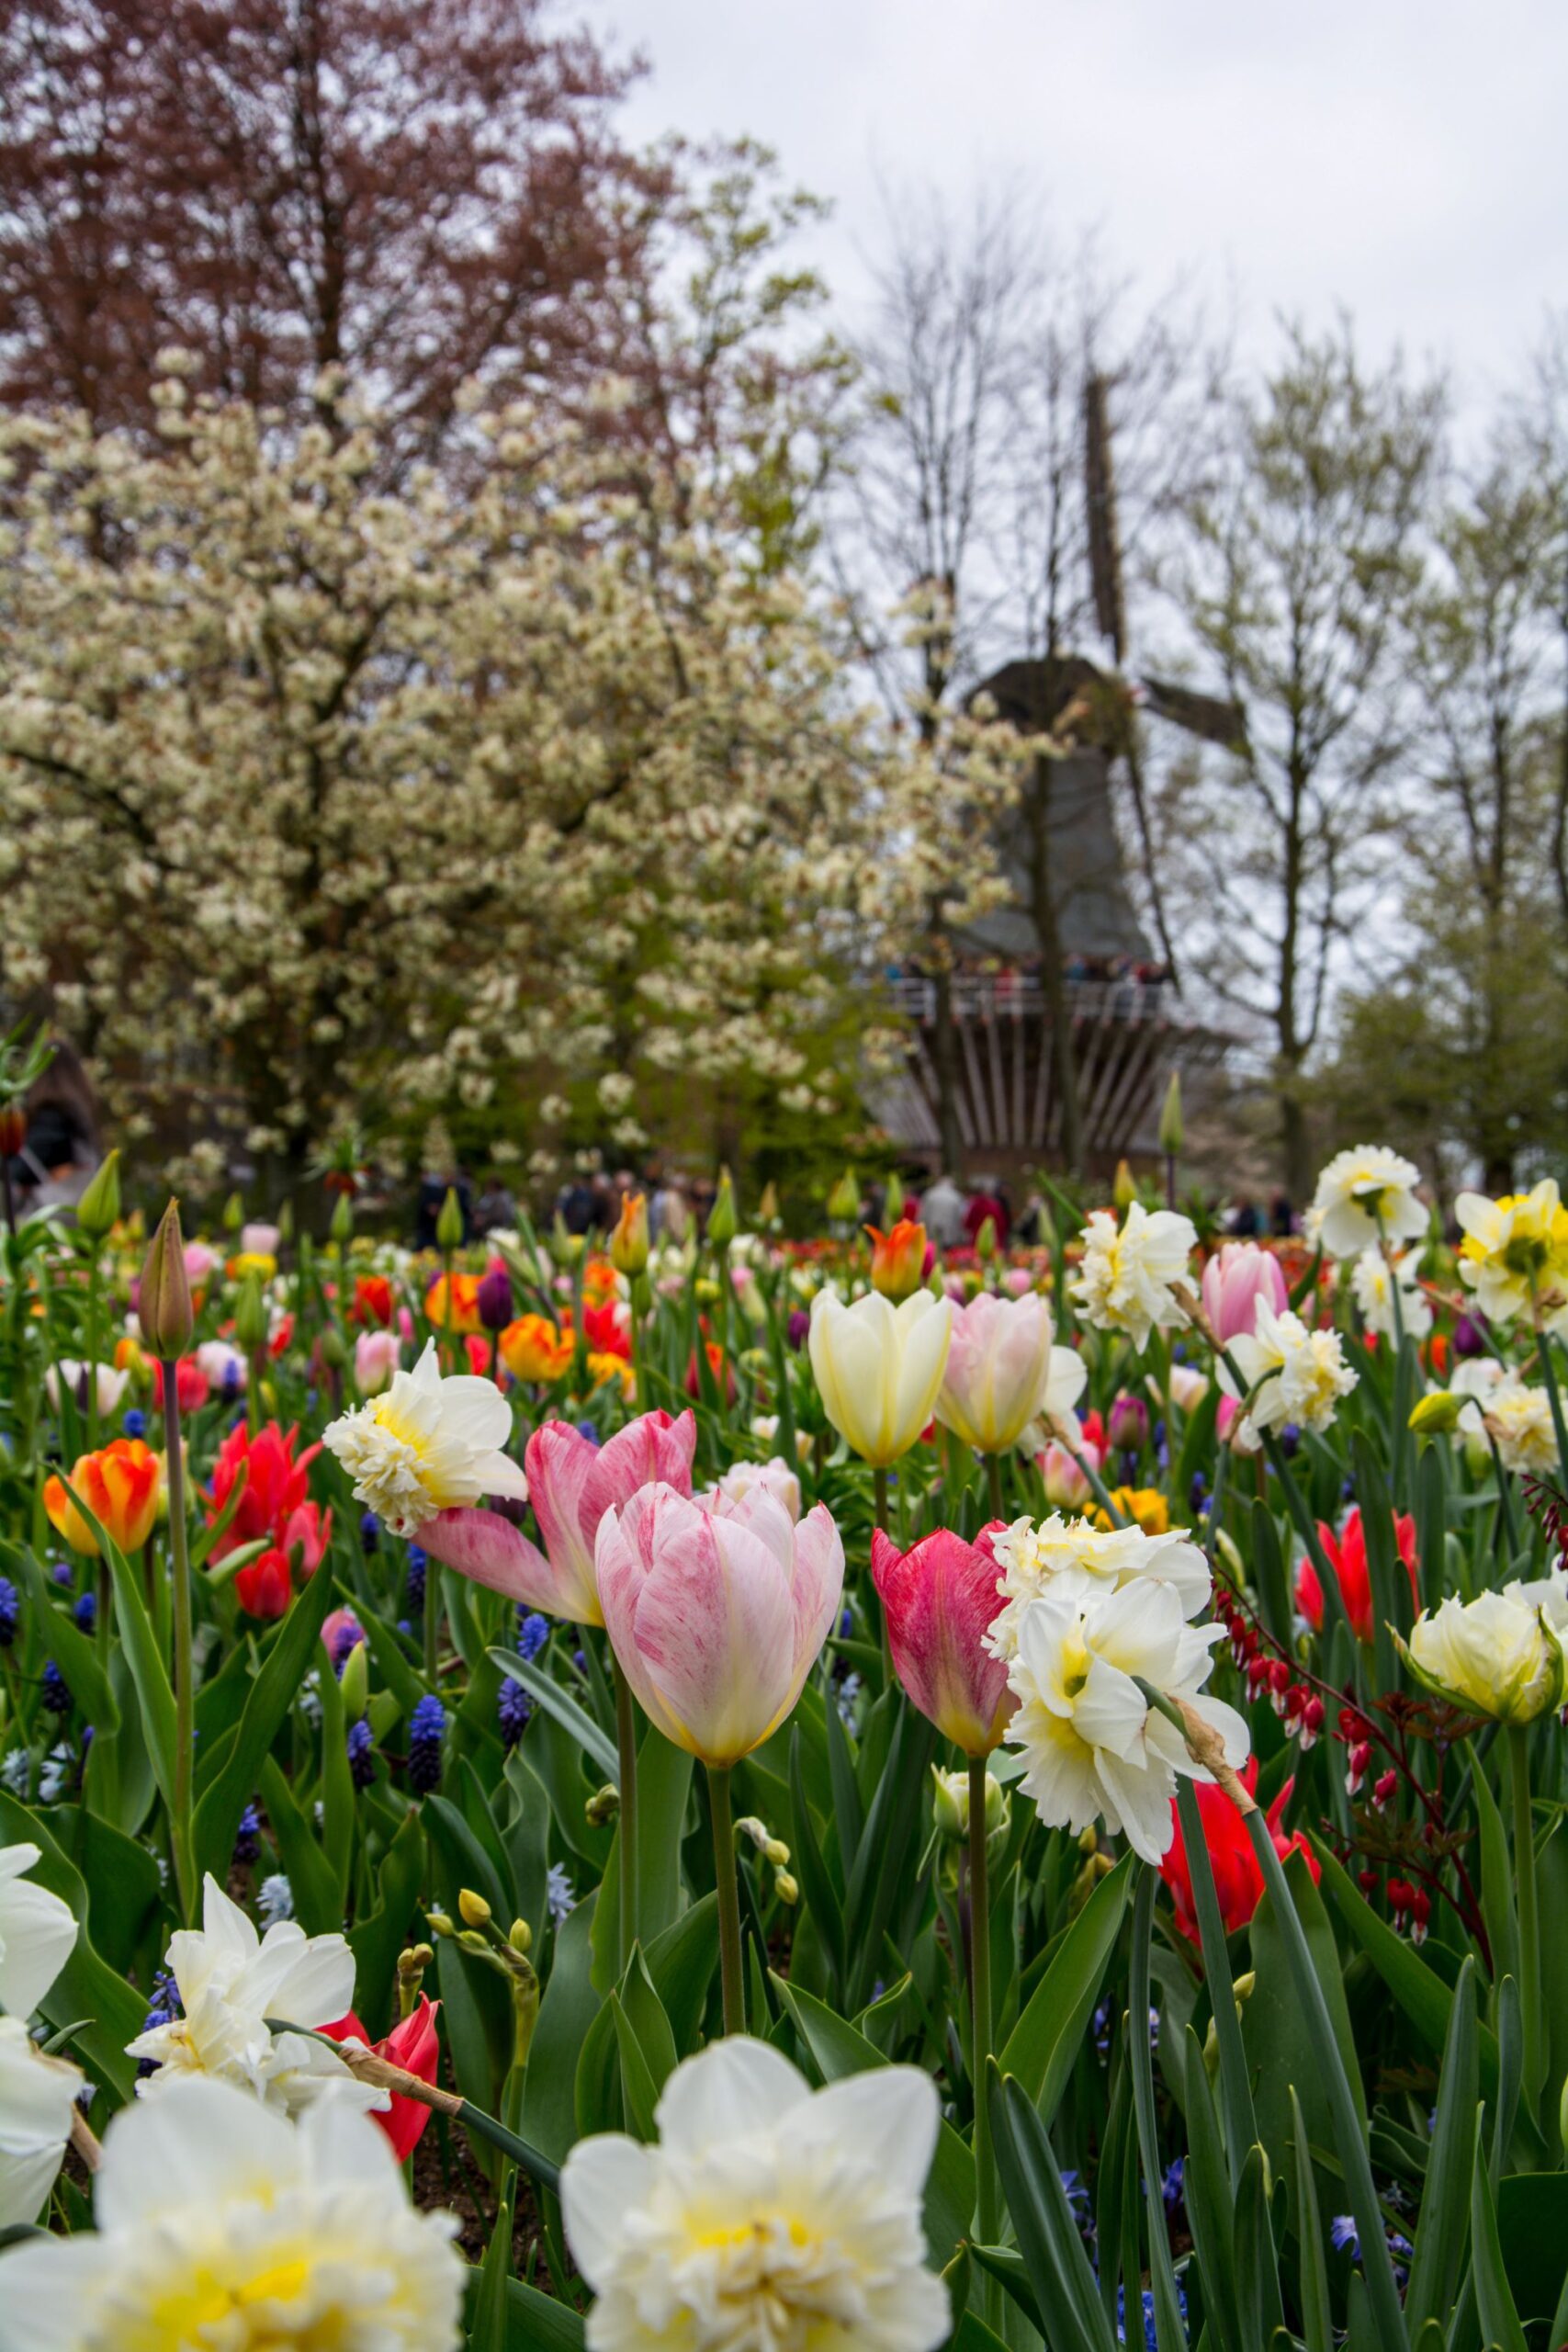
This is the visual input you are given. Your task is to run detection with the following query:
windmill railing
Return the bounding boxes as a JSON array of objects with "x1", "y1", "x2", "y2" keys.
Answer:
[{"x1": 886, "y1": 973, "x2": 1175, "y2": 1026}]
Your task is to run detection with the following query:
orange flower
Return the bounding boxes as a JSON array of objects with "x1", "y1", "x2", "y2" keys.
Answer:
[
  {"x1": 352, "y1": 1274, "x2": 394, "y2": 1328},
  {"x1": 588, "y1": 1351, "x2": 637, "y2": 1399},
  {"x1": 44, "y1": 1438, "x2": 161, "y2": 1556},
  {"x1": 424, "y1": 1271, "x2": 482, "y2": 1333},
  {"x1": 581, "y1": 1255, "x2": 620, "y2": 1305},
  {"x1": 866, "y1": 1219, "x2": 929, "y2": 1304},
  {"x1": 499, "y1": 1315, "x2": 573, "y2": 1385},
  {"x1": 609, "y1": 1193, "x2": 650, "y2": 1277}
]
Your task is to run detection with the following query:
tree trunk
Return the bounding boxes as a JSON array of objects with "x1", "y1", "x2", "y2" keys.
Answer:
[{"x1": 1279, "y1": 1080, "x2": 1313, "y2": 1211}]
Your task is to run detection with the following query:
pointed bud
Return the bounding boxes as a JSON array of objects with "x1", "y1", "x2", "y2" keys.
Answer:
[
  {"x1": 974, "y1": 1215, "x2": 998, "y2": 1262},
  {"x1": 609, "y1": 1192, "x2": 650, "y2": 1277},
  {"x1": 330, "y1": 1191, "x2": 355, "y2": 1246},
  {"x1": 1157, "y1": 1071, "x2": 1183, "y2": 1158},
  {"x1": 222, "y1": 1190, "x2": 244, "y2": 1234},
  {"x1": 339, "y1": 1640, "x2": 369, "y2": 1723},
  {"x1": 234, "y1": 1270, "x2": 269, "y2": 1352},
  {"x1": 139, "y1": 1200, "x2": 194, "y2": 1359},
  {"x1": 508, "y1": 1917, "x2": 533, "y2": 1956},
  {"x1": 883, "y1": 1170, "x2": 906, "y2": 1224},
  {"x1": 276, "y1": 1197, "x2": 294, "y2": 1245},
  {"x1": 867, "y1": 1219, "x2": 928, "y2": 1302},
  {"x1": 773, "y1": 1871, "x2": 798, "y2": 1905},
  {"x1": 457, "y1": 1888, "x2": 491, "y2": 1928},
  {"x1": 1409, "y1": 1390, "x2": 1463, "y2": 1435},
  {"x1": 758, "y1": 1181, "x2": 780, "y2": 1228},
  {"x1": 1113, "y1": 1159, "x2": 1137, "y2": 1211},
  {"x1": 76, "y1": 1148, "x2": 122, "y2": 1241},
  {"x1": 826, "y1": 1166, "x2": 860, "y2": 1224},
  {"x1": 706, "y1": 1168, "x2": 737, "y2": 1247}
]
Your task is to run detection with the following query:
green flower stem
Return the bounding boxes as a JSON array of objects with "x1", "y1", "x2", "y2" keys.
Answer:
[
  {"x1": 614, "y1": 1654, "x2": 640, "y2": 1973},
  {"x1": 984, "y1": 1451, "x2": 1006, "y2": 1523},
  {"x1": 268, "y1": 2019, "x2": 559, "y2": 2193},
  {"x1": 706, "y1": 1762, "x2": 745, "y2": 2035},
  {"x1": 1508, "y1": 1724, "x2": 1544, "y2": 2110},
  {"x1": 1175, "y1": 1774, "x2": 1256, "y2": 2184},
  {"x1": 85, "y1": 1251, "x2": 101, "y2": 1450},
  {"x1": 1533, "y1": 1318, "x2": 1568, "y2": 1506},
  {"x1": 1128, "y1": 1865, "x2": 1187, "y2": 2352},
  {"x1": 1066, "y1": 1439, "x2": 1127, "y2": 1528},
  {"x1": 967, "y1": 1755, "x2": 999, "y2": 2325},
  {"x1": 160, "y1": 1358, "x2": 197, "y2": 1924},
  {"x1": 873, "y1": 1465, "x2": 892, "y2": 1677}
]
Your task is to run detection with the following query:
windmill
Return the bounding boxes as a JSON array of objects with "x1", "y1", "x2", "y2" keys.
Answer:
[{"x1": 869, "y1": 374, "x2": 1241, "y2": 1179}]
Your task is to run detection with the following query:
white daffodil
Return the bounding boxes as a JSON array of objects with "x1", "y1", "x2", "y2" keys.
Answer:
[
  {"x1": 1455, "y1": 1179, "x2": 1568, "y2": 1328},
  {"x1": 1486, "y1": 1377, "x2": 1559, "y2": 1475},
  {"x1": 1350, "y1": 1247, "x2": 1431, "y2": 1340},
  {"x1": 128, "y1": 1873, "x2": 371, "y2": 2118},
  {"x1": 1004, "y1": 1581, "x2": 1249, "y2": 1865},
  {"x1": 0, "y1": 2076, "x2": 464, "y2": 2351},
  {"x1": 807, "y1": 1287, "x2": 951, "y2": 1468},
  {"x1": 1069, "y1": 1204, "x2": 1197, "y2": 1351},
  {"x1": 986, "y1": 1512, "x2": 1213, "y2": 1661},
  {"x1": 0, "y1": 1844, "x2": 78, "y2": 2020},
  {"x1": 1222, "y1": 1299, "x2": 1357, "y2": 1442},
  {"x1": 1449, "y1": 1356, "x2": 1506, "y2": 1444},
  {"x1": 322, "y1": 1337, "x2": 527, "y2": 1537},
  {"x1": 1405, "y1": 1589, "x2": 1563, "y2": 1725},
  {"x1": 560, "y1": 2037, "x2": 950, "y2": 2352},
  {"x1": 1310, "y1": 1146, "x2": 1427, "y2": 1261},
  {"x1": 41, "y1": 1361, "x2": 130, "y2": 1419},
  {"x1": 0, "y1": 2018, "x2": 81, "y2": 2227}
]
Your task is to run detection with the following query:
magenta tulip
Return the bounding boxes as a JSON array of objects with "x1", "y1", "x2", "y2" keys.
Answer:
[
  {"x1": 416, "y1": 1408, "x2": 696, "y2": 1626},
  {"x1": 595, "y1": 1483, "x2": 843, "y2": 1767},
  {"x1": 871, "y1": 1524, "x2": 1012, "y2": 1757},
  {"x1": 1200, "y1": 1243, "x2": 1289, "y2": 1347}
]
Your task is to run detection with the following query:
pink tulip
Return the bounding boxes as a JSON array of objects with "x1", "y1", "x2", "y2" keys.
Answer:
[
  {"x1": 1003, "y1": 1267, "x2": 1034, "y2": 1297},
  {"x1": 871, "y1": 1524, "x2": 1012, "y2": 1756},
  {"x1": 418, "y1": 1408, "x2": 696, "y2": 1627},
  {"x1": 936, "y1": 1290, "x2": 1058, "y2": 1454},
  {"x1": 1201, "y1": 1243, "x2": 1289, "y2": 1346},
  {"x1": 595, "y1": 1482, "x2": 843, "y2": 1766},
  {"x1": 355, "y1": 1329, "x2": 401, "y2": 1396},
  {"x1": 240, "y1": 1222, "x2": 281, "y2": 1257},
  {"x1": 1041, "y1": 1439, "x2": 1095, "y2": 1509}
]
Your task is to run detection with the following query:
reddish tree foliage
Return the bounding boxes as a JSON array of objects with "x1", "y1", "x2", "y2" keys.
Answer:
[{"x1": 0, "y1": 0, "x2": 656, "y2": 447}]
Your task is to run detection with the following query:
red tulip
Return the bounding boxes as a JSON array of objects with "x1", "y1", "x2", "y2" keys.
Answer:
[
  {"x1": 1159, "y1": 1758, "x2": 1318, "y2": 1946},
  {"x1": 284, "y1": 1498, "x2": 333, "y2": 1574},
  {"x1": 1295, "y1": 1506, "x2": 1417, "y2": 1645},
  {"x1": 234, "y1": 1545, "x2": 292, "y2": 1619},
  {"x1": 870, "y1": 1523, "x2": 1012, "y2": 1757},
  {"x1": 152, "y1": 1356, "x2": 210, "y2": 1413},
  {"x1": 206, "y1": 1421, "x2": 322, "y2": 1562},
  {"x1": 352, "y1": 1274, "x2": 395, "y2": 1329},
  {"x1": 321, "y1": 1996, "x2": 441, "y2": 2160}
]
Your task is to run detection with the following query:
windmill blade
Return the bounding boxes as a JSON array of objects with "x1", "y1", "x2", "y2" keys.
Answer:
[{"x1": 1137, "y1": 673, "x2": 1248, "y2": 753}]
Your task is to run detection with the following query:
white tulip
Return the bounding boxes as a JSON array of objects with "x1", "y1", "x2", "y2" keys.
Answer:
[
  {"x1": 41, "y1": 1362, "x2": 130, "y2": 1419},
  {"x1": 561, "y1": 2036, "x2": 950, "y2": 2352},
  {"x1": 1406, "y1": 1589, "x2": 1562, "y2": 1725},
  {"x1": 0, "y1": 1845, "x2": 78, "y2": 2020},
  {"x1": 0, "y1": 2018, "x2": 81, "y2": 2227},
  {"x1": 807, "y1": 1288, "x2": 951, "y2": 1468}
]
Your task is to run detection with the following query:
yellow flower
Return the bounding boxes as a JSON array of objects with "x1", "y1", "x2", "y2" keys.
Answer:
[
  {"x1": 587, "y1": 1351, "x2": 636, "y2": 1399},
  {"x1": 1455, "y1": 1180, "x2": 1568, "y2": 1326},
  {"x1": 1096, "y1": 1486, "x2": 1171, "y2": 1536}
]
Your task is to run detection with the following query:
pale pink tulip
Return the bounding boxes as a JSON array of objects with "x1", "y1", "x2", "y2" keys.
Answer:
[
  {"x1": 936, "y1": 1291, "x2": 1057, "y2": 1454},
  {"x1": 418, "y1": 1409, "x2": 696, "y2": 1627},
  {"x1": 240, "y1": 1222, "x2": 281, "y2": 1258},
  {"x1": 1041, "y1": 1439, "x2": 1095, "y2": 1509},
  {"x1": 1201, "y1": 1244, "x2": 1289, "y2": 1347},
  {"x1": 355, "y1": 1329, "x2": 401, "y2": 1396},
  {"x1": 596, "y1": 1482, "x2": 843, "y2": 1766}
]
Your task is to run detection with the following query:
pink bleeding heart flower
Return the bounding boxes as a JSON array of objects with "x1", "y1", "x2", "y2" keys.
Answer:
[
  {"x1": 871, "y1": 1523, "x2": 1013, "y2": 1756},
  {"x1": 416, "y1": 1408, "x2": 696, "y2": 1627},
  {"x1": 595, "y1": 1482, "x2": 843, "y2": 1767}
]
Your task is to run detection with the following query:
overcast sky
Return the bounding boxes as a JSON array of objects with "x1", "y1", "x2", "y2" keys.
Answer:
[{"x1": 597, "y1": 0, "x2": 1568, "y2": 408}]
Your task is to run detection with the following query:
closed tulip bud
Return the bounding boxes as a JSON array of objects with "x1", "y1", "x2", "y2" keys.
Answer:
[
  {"x1": 222, "y1": 1190, "x2": 244, "y2": 1233},
  {"x1": 609, "y1": 1192, "x2": 650, "y2": 1276},
  {"x1": 330, "y1": 1190, "x2": 355, "y2": 1246},
  {"x1": 476, "y1": 1261, "x2": 513, "y2": 1332},
  {"x1": 276, "y1": 1197, "x2": 295, "y2": 1245},
  {"x1": 1108, "y1": 1394, "x2": 1149, "y2": 1452},
  {"x1": 234, "y1": 1271, "x2": 269, "y2": 1352},
  {"x1": 139, "y1": 1200, "x2": 195, "y2": 1359},
  {"x1": 1112, "y1": 1159, "x2": 1137, "y2": 1211},
  {"x1": 76, "y1": 1148, "x2": 121, "y2": 1240},
  {"x1": 318, "y1": 1323, "x2": 348, "y2": 1372},
  {"x1": 509, "y1": 1918, "x2": 533, "y2": 1956},
  {"x1": 435, "y1": 1187, "x2": 464, "y2": 1252},
  {"x1": 826, "y1": 1166, "x2": 860, "y2": 1224},
  {"x1": 758, "y1": 1181, "x2": 780, "y2": 1227},
  {"x1": 883, "y1": 1170, "x2": 906, "y2": 1224},
  {"x1": 707, "y1": 1168, "x2": 737, "y2": 1247},
  {"x1": 339, "y1": 1640, "x2": 369, "y2": 1722},
  {"x1": 1408, "y1": 1390, "x2": 1463, "y2": 1435},
  {"x1": 1157, "y1": 1070, "x2": 1184, "y2": 1158},
  {"x1": 457, "y1": 1888, "x2": 491, "y2": 1928},
  {"x1": 974, "y1": 1215, "x2": 998, "y2": 1262},
  {"x1": 867, "y1": 1218, "x2": 928, "y2": 1304}
]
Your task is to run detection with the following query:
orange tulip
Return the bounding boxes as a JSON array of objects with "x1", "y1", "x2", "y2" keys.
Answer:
[
  {"x1": 499, "y1": 1315, "x2": 573, "y2": 1385},
  {"x1": 44, "y1": 1438, "x2": 161, "y2": 1556},
  {"x1": 424, "y1": 1271, "x2": 482, "y2": 1333},
  {"x1": 866, "y1": 1219, "x2": 929, "y2": 1304}
]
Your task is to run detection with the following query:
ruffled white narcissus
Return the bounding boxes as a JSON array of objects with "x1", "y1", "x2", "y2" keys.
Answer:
[
  {"x1": 986, "y1": 1513, "x2": 1213, "y2": 1660},
  {"x1": 1069, "y1": 1204, "x2": 1197, "y2": 1352},
  {"x1": 560, "y1": 2036, "x2": 950, "y2": 2352},
  {"x1": 128, "y1": 1873, "x2": 370, "y2": 2119},
  {"x1": 1221, "y1": 1299, "x2": 1358, "y2": 1443},
  {"x1": 1310, "y1": 1145, "x2": 1427, "y2": 1261},
  {"x1": 0, "y1": 2076, "x2": 465, "y2": 2351},
  {"x1": 1003, "y1": 1580, "x2": 1249, "y2": 1865},
  {"x1": 0, "y1": 2018, "x2": 81, "y2": 2228},
  {"x1": 0, "y1": 1844, "x2": 78, "y2": 2022},
  {"x1": 807, "y1": 1287, "x2": 950, "y2": 1468},
  {"x1": 322, "y1": 1338, "x2": 526, "y2": 1537}
]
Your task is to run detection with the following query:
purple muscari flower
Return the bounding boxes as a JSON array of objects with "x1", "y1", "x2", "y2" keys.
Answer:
[
  {"x1": 1162, "y1": 2155, "x2": 1185, "y2": 2211},
  {"x1": 41, "y1": 1661, "x2": 71, "y2": 1715},
  {"x1": 405, "y1": 1546, "x2": 426, "y2": 1612},
  {"x1": 498, "y1": 1676, "x2": 531, "y2": 1748},
  {"x1": 786, "y1": 1309, "x2": 810, "y2": 1351},
  {"x1": 572, "y1": 1648, "x2": 588, "y2": 1675},
  {"x1": 477, "y1": 1263, "x2": 513, "y2": 1332},
  {"x1": 51, "y1": 1562, "x2": 73, "y2": 1588},
  {"x1": 1279, "y1": 1421, "x2": 1301, "y2": 1457},
  {"x1": 73, "y1": 1591, "x2": 96, "y2": 1634},
  {"x1": 0, "y1": 1578, "x2": 18, "y2": 1647},
  {"x1": 1453, "y1": 1313, "x2": 1487, "y2": 1358},
  {"x1": 574, "y1": 1420, "x2": 601, "y2": 1446},
  {"x1": 359, "y1": 1511, "x2": 380, "y2": 1554},
  {"x1": 1330, "y1": 2215, "x2": 1359, "y2": 2256},
  {"x1": 232, "y1": 1803, "x2": 262, "y2": 1868},
  {"x1": 518, "y1": 1611, "x2": 549, "y2": 1661},
  {"x1": 346, "y1": 1717, "x2": 376, "y2": 1790},
  {"x1": 122, "y1": 1407, "x2": 147, "y2": 1441},
  {"x1": 407, "y1": 1695, "x2": 446, "y2": 1795},
  {"x1": 1188, "y1": 1471, "x2": 1209, "y2": 1517},
  {"x1": 1093, "y1": 1997, "x2": 1111, "y2": 2056},
  {"x1": 330, "y1": 1613, "x2": 366, "y2": 1675}
]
